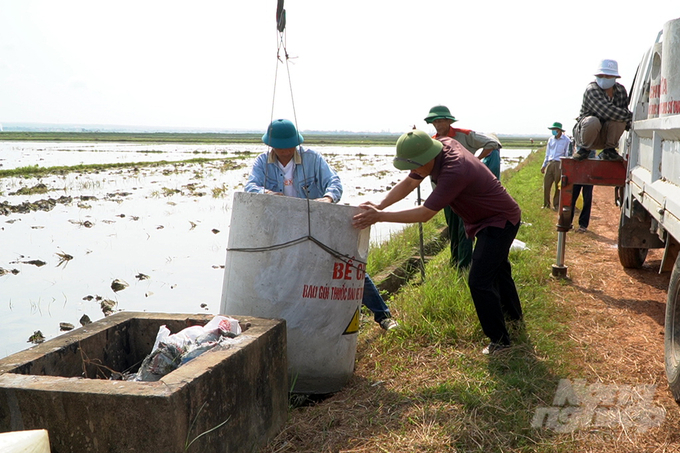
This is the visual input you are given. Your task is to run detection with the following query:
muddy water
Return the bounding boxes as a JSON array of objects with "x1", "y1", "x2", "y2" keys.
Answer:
[{"x1": 0, "y1": 141, "x2": 530, "y2": 358}]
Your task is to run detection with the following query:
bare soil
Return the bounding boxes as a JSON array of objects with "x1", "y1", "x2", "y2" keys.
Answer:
[{"x1": 552, "y1": 185, "x2": 680, "y2": 451}]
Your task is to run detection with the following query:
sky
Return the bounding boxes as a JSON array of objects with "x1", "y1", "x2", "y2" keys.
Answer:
[{"x1": 0, "y1": 1, "x2": 678, "y2": 136}]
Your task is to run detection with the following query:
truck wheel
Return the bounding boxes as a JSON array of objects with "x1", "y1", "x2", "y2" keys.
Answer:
[
  {"x1": 617, "y1": 205, "x2": 648, "y2": 268},
  {"x1": 665, "y1": 255, "x2": 680, "y2": 402},
  {"x1": 617, "y1": 246, "x2": 648, "y2": 268},
  {"x1": 617, "y1": 198, "x2": 653, "y2": 268}
]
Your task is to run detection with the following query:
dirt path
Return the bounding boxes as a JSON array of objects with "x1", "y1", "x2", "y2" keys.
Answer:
[{"x1": 558, "y1": 185, "x2": 680, "y2": 450}]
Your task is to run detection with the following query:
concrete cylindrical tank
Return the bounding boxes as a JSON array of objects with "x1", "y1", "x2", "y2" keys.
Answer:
[
  {"x1": 220, "y1": 192, "x2": 370, "y2": 394},
  {"x1": 660, "y1": 18, "x2": 680, "y2": 117},
  {"x1": 0, "y1": 430, "x2": 50, "y2": 453}
]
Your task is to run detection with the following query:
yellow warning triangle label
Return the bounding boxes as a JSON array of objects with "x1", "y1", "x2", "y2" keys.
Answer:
[{"x1": 343, "y1": 307, "x2": 360, "y2": 335}]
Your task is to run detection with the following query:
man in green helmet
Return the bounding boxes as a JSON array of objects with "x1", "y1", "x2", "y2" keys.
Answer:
[
  {"x1": 541, "y1": 121, "x2": 571, "y2": 211},
  {"x1": 352, "y1": 130, "x2": 522, "y2": 354},
  {"x1": 424, "y1": 105, "x2": 502, "y2": 269}
]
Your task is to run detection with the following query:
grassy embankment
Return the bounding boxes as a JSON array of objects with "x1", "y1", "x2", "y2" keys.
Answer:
[{"x1": 267, "y1": 147, "x2": 586, "y2": 452}]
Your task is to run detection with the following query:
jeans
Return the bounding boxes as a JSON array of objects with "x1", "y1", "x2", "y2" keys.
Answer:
[
  {"x1": 362, "y1": 274, "x2": 391, "y2": 322},
  {"x1": 467, "y1": 220, "x2": 523, "y2": 345}
]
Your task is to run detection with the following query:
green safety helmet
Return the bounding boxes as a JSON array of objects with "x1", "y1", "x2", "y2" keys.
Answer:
[
  {"x1": 548, "y1": 121, "x2": 564, "y2": 131},
  {"x1": 424, "y1": 105, "x2": 457, "y2": 124},
  {"x1": 262, "y1": 119, "x2": 304, "y2": 148},
  {"x1": 393, "y1": 130, "x2": 443, "y2": 170}
]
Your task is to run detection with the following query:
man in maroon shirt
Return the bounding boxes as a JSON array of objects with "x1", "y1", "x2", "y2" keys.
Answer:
[{"x1": 352, "y1": 130, "x2": 523, "y2": 354}]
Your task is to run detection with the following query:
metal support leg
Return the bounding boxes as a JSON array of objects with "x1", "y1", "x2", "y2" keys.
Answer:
[
  {"x1": 552, "y1": 230, "x2": 568, "y2": 277},
  {"x1": 553, "y1": 167, "x2": 574, "y2": 278}
]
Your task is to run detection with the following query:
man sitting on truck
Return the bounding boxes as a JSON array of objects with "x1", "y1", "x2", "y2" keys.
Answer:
[{"x1": 572, "y1": 59, "x2": 632, "y2": 161}]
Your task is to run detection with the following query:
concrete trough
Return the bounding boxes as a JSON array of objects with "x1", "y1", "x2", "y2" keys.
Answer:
[{"x1": 0, "y1": 312, "x2": 288, "y2": 453}]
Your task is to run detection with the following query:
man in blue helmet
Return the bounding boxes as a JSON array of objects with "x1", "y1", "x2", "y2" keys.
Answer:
[
  {"x1": 245, "y1": 118, "x2": 399, "y2": 331},
  {"x1": 352, "y1": 130, "x2": 522, "y2": 354},
  {"x1": 245, "y1": 118, "x2": 342, "y2": 202}
]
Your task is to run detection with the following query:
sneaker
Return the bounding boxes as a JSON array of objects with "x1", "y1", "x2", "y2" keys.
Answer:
[
  {"x1": 572, "y1": 148, "x2": 590, "y2": 161},
  {"x1": 482, "y1": 342, "x2": 510, "y2": 355},
  {"x1": 599, "y1": 148, "x2": 623, "y2": 161},
  {"x1": 575, "y1": 226, "x2": 587, "y2": 233},
  {"x1": 379, "y1": 318, "x2": 399, "y2": 331}
]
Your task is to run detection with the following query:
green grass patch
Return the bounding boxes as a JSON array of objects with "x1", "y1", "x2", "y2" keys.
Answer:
[
  {"x1": 11, "y1": 183, "x2": 50, "y2": 195},
  {"x1": 0, "y1": 157, "x2": 243, "y2": 178}
]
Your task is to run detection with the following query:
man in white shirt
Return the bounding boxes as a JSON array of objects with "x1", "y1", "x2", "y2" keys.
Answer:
[{"x1": 541, "y1": 122, "x2": 571, "y2": 210}]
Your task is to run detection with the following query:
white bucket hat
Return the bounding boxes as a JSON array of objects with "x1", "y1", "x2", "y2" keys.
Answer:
[{"x1": 595, "y1": 59, "x2": 620, "y2": 77}]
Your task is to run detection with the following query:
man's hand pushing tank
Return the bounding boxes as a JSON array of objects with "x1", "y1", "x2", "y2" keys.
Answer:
[
  {"x1": 353, "y1": 203, "x2": 436, "y2": 230},
  {"x1": 353, "y1": 203, "x2": 381, "y2": 229}
]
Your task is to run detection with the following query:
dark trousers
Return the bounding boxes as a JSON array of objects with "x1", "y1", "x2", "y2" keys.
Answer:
[
  {"x1": 444, "y1": 206, "x2": 473, "y2": 268},
  {"x1": 570, "y1": 184, "x2": 593, "y2": 228},
  {"x1": 467, "y1": 221, "x2": 523, "y2": 345}
]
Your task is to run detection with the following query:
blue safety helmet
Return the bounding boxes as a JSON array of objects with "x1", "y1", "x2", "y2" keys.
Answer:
[{"x1": 262, "y1": 119, "x2": 304, "y2": 149}]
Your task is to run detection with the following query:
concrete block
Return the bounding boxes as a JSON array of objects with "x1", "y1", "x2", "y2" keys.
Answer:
[{"x1": 0, "y1": 312, "x2": 288, "y2": 453}]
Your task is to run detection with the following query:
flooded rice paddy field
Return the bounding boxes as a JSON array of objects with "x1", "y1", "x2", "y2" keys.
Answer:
[{"x1": 0, "y1": 141, "x2": 529, "y2": 358}]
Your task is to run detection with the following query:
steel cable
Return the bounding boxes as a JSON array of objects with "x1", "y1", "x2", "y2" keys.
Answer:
[{"x1": 231, "y1": 5, "x2": 366, "y2": 270}]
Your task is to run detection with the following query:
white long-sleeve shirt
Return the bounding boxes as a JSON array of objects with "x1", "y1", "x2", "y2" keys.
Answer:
[{"x1": 542, "y1": 134, "x2": 571, "y2": 168}]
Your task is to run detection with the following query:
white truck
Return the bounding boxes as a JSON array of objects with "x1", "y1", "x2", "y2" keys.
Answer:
[{"x1": 617, "y1": 16, "x2": 680, "y2": 401}]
